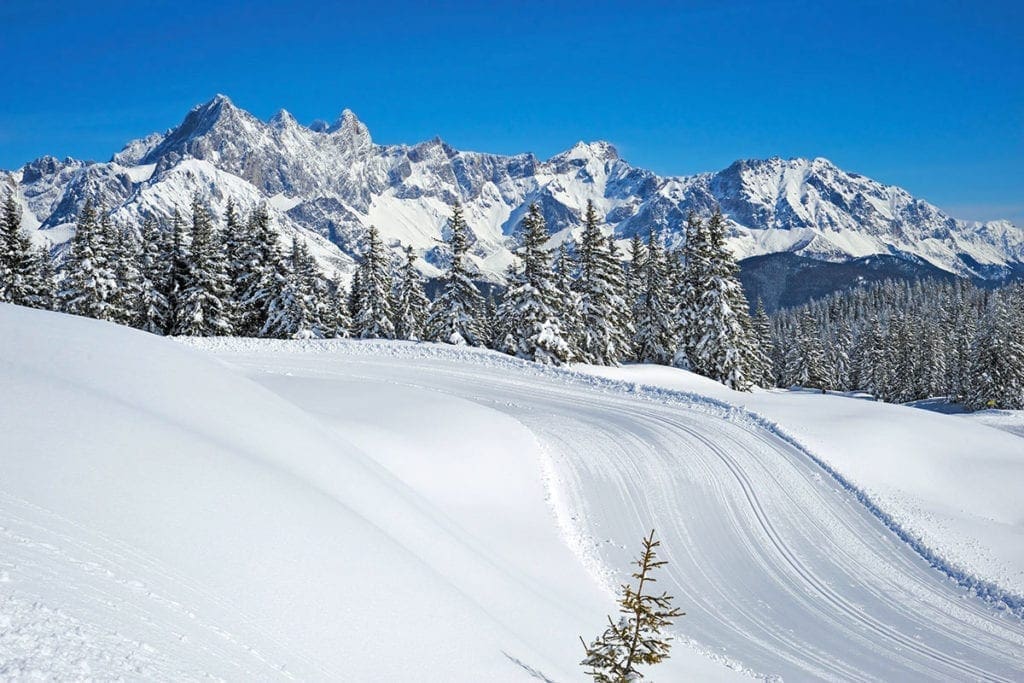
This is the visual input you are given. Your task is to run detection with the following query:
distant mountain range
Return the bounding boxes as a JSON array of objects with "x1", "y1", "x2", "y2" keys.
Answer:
[{"x1": 3, "y1": 94, "x2": 1021, "y2": 308}]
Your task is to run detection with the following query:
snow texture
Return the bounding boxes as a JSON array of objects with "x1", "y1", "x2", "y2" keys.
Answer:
[{"x1": 3, "y1": 304, "x2": 1024, "y2": 680}]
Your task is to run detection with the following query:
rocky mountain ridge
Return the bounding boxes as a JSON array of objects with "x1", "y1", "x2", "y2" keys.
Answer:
[{"x1": 3, "y1": 94, "x2": 1021, "y2": 283}]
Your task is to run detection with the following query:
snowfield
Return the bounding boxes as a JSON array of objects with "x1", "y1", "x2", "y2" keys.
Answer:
[{"x1": 3, "y1": 304, "x2": 1024, "y2": 680}]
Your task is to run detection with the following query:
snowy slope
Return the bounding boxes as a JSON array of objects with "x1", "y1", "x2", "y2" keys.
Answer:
[
  {"x1": 2, "y1": 94, "x2": 1021, "y2": 282},
  {"x1": 0, "y1": 304, "x2": 735, "y2": 681},
  {"x1": 190, "y1": 337, "x2": 1024, "y2": 680},
  {"x1": 4, "y1": 305, "x2": 1024, "y2": 679}
]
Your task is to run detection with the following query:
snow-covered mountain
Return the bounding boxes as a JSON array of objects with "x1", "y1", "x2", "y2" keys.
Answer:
[{"x1": 2, "y1": 94, "x2": 1021, "y2": 282}]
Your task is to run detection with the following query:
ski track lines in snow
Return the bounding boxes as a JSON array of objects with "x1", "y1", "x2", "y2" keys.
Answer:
[{"x1": 201, "y1": 340, "x2": 1024, "y2": 682}]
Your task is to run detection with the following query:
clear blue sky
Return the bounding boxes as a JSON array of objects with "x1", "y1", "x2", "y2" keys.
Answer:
[{"x1": 1, "y1": 1, "x2": 1021, "y2": 223}]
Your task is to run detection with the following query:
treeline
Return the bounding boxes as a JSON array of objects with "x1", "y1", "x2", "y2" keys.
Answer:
[
  {"x1": 770, "y1": 278, "x2": 1024, "y2": 410},
  {"x1": 0, "y1": 192, "x2": 768, "y2": 390}
]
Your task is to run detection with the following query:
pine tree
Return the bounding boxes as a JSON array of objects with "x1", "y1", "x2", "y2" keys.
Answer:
[
  {"x1": 750, "y1": 299, "x2": 776, "y2": 387},
  {"x1": 393, "y1": 245, "x2": 430, "y2": 340},
  {"x1": 573, "y1": 200, "x2": 633, "y2": 364},
  {"x1": 785, "y1": 310, "x2": 830, "y2": 390},
  {"x1": 424, "y1": 202, "x2": 485, "y2": 345},
  {"x1": 221, "y1": 198, "x2": 247, "y2": 329},
  {"x1": 964, "y1": 296, "x2": 1024, "y2": 410},
  {"x1": 632, "y1": 230, "x2": 675, "y2": 364},
  {"x1": 0, "y1": 191, "x2": 41, "y2": 306},
  {"x1": 136, "y1": 215, "x2": 171, "y2": 334},
  {"x1": 59, "y1": 199, "x2": 118, "y2": 320},
  {"x1": 580, "y1": 529, "x2": 684, "y2": 682},
  {"x1": 553, "y1": 243, "x2": 582, "y2": 355},
  {"x1": 683, "y1": 209, "x2": 757, "y2": 390},
  {"x1": 496, "y1": 203, "x2": 572, "y2": 364},
  {"x1": 244, "y1": 206, "x2": 292, "y2": 338},
  {"x1": 325, "y1": 274, "x2": 352, "y2": 338},
  {"x1": 351, "y1": 224, "x2": 395, "y2": 339},
  {"x1": 25, "y1": 244, "x2": 56, "y2": 311},
  {"x1": 673, "y1": 211, "x2": 704, "y2": 369},
  {"x1": 167, "y1": 209, "x2": 191, "y2": 328},
  {"x1": 262, "y1": 239, "x2": 321, "y2": 339},
  {"x1": 108, "y1": 220, "x2": 143, "y2": 327},
  {"x1": 172, "y1": 197, "x2": 234, "y2": 336}
]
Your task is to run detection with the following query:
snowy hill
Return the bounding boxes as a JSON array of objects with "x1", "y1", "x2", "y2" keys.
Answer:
[
  {"x1": 2, "y1": 94, "x2": 1021, "y2": 283},
  {"x1": 3, "y1": 304, "x2": 1024, "y2": 680}
]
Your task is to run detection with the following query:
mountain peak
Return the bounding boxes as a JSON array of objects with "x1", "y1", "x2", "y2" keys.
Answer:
[
  {"x1": 269, "y1": 108, "x2": 299, "y2": 130},
  {"x1": 327, "y1": 108, "x2": 372, "y2": 148},
  {"x1": 556, "y1": 140, "x2": 620, "y2": 163}
]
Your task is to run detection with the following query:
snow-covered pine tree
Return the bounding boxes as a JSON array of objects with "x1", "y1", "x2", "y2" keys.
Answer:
[
  {"x1": 59, "y1": 199, "x2": 118, "y2": 320},
  {"x1": 785, "y1": 310, "x2": 830, "y2": 390},
  {"x1": 573, "y1": 200, "x2": 633, "y2": 365},
  {"x1": 553, "y1": 242, "x2": 582, "y2": 355},
  {"x1": 221, "y1": 198, "x2": 247, "y2": 329},
  {"x1": 293, "y1": 238, "x2": 329, "y2": 336},
  {"x1": 964, "y1": 296, "x2": 1024, "y2": 410},
  {"x1": 25, "y1": 244, "x2": 56, "y2": 311},
  {"x1": 0, "y1": 191, "x2": 41, "y2": 306},
  {"x1": 496, "y1": 203, "x2": 572, "y2": 364},
  {"x1": 673, "y1": 211, "x2": 705, "y2": 370},
  {"x1": 167, "y1": 209, "x2": 191, "y2": 329},
  {"x1": 393, "y1": 244, "x2": 430, "y2": 340},
  {"x1": 632, "y1": 230, "x2": 676, "y2": 365},
  {"x1": 347, "y1": 267, "x2": 363, "y2": 324},
  {"x1": 625, "y1": 232, "x2": 646, "y2": 341},
  {"x1": 685, "y1": 208, "x2": 757, "y2": 390},
  {"x1": 351, "y1": 224, "x2": 395, "y2": 339},
  {"x1": 262, "y1": 238, "x2": 320, "y2": 339},
  {"x1": 172, "y1": 197, "x2": 234, "y2": 336},
  {"x1": 424, "y1": 202, "x2": 485, "y2": 346},
  {"x1": 580, "y1": 529, "x2": 684, "y2": 682},
  {"x1": 239, "y1": 205, "x2": 290, "y2": 338},
  {"x1": 750, "y1": 299, "x2": 776, "y2": 387},
  {"x1": 325, "y1": 274, "x2": 352, "y2": 338},
  {"x1": 108, "y1": 220, "x2": 144, "y2": 327},
  {"x1": 136, "y1": 215, "x2": 171, "y2": 334}
]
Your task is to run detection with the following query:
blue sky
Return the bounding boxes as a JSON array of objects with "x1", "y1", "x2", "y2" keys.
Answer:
[{"x1": 1, "y1": 1, "x2": 1021, "y2": 222}]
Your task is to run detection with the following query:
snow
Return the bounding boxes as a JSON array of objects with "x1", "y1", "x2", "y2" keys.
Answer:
[
  {"x1": 122, "y1": 163, "x2": 157, "y2": 183},
  {"x1": 963, "y1": 409, "x2": 1024, "y2": 438},
  {"x1": 3, "y1": 304, "x2": 1024, "y2": 680},
  {"x1": 577, "y1": 363, "x2": 1024, "y2": 601},
  {"x1": 267, "y1": 192, "x2": 301, "y2": 212},
  {"x1": 0, "y1": 305, "x2": 733, "y2": 681}
]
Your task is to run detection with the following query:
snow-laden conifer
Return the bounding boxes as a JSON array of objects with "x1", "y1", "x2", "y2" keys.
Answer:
[
  {"x1": 172, "y1": 198, "x2": 234, "y2": 336},
  {"x1": 424, "y1": 202, "x2": 485, "y2": 346},
  {"x1": 393, "y1": 245, "x2": 430, "y2": 341},
  {"x1": 351, "y1": 224, "x2": 395, "y2": 339},
  {"x1": 574, "y1": 200, "x2": 633, "y2": 365},
  {"x1": 632, "y1": 230, "x2": 675, "y2": 365},
  {"x1": 60, "y1": 199, "x2": 118, "y2": 320},
  {"x1": 496, "y1": 203, "x2": 572, "y2": 364}
]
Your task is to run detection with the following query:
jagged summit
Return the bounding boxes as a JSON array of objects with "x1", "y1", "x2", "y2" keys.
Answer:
[
  {"x1": 3, "y1": 95, "x2": 1021, "y2": 284},
  {"x1": 555, "y1": 140, "x2": 620, "y2": 163}
]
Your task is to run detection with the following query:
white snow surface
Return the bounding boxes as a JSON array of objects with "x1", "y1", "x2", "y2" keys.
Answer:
[
  {"x1": 3, "y1": 305, "x2": 1024, "y2": 680},
  {"x1": 579, "y1": 364, "x2": 1024, "y2": 601}
]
